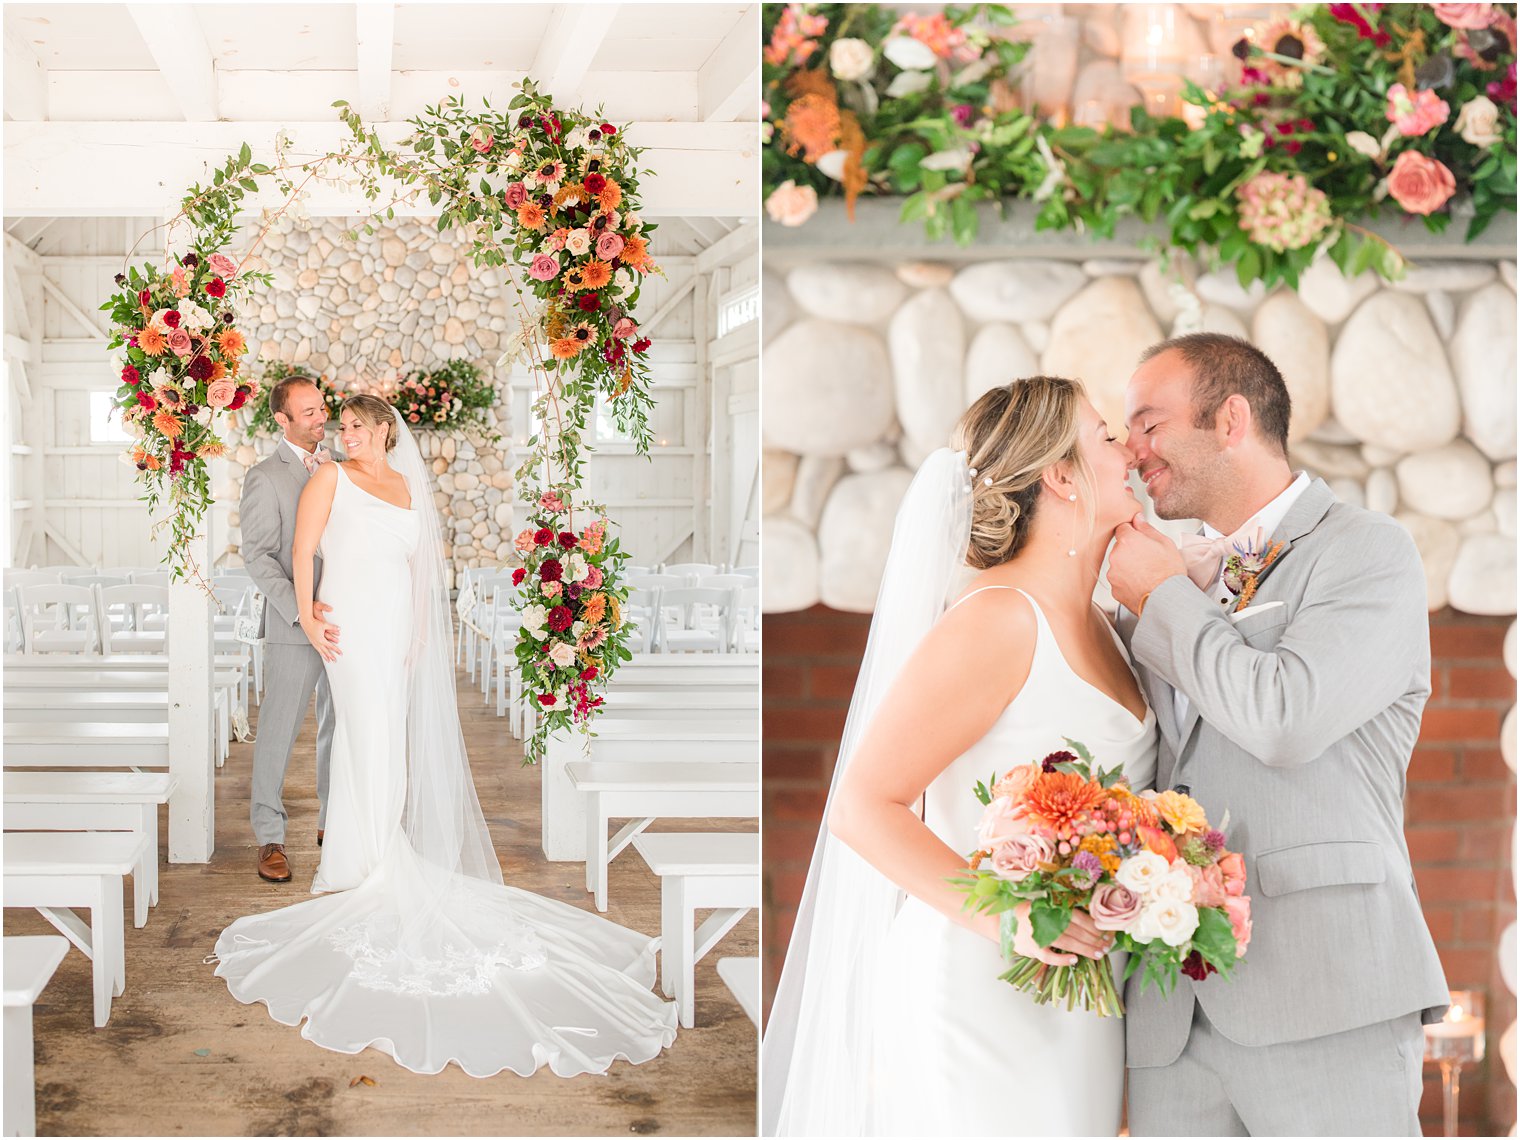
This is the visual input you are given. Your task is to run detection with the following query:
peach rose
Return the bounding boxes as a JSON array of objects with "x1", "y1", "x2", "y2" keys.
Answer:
[
  {"x1": 503, "y1": 182, "x2": 528, "y2": 210},
  {"x1": 207, "y1": 253, "x2": 238, "y2": 279},
  {"x1": 1218, "y1": 851, "x2": 1247, "y2": 897},
  {"x1": 975, "y1": 795, "x2": 1027, "y2": 851},
  {"x1": 1090, "y1": 882, "x2": 1144, "y2": 931},
  {"x1": 992, "y1": 763, "x2": 1038, "y2": 800},
  {"x1": 205, "y1": 379, "x2": 236, "y2": 409},
  {"x1": 1224, "y1": 894, "x2": 1253, "y2": 956},
  {"x1": 1387, "y1": 150, "x2": 1456, "y2": 215},
  {"x1": 989, "y1": 832, "x2": 1056, "y2": 883},
  {"x1": 765, "y1": 180, "x2": 819, "y2": 227},
  {"x1": 167, "y1": 327, "x2": 193, "y2": 357},
  {"x1": 612, "y1": 317, "x2": 638, "y2": 340},
  {"x1": 514, "y1": 528, "x2": 535, "y2": 555},
  {"x1": 1186, "y1": 863, "x2": 1229, "y2": 909},
  {"x1": 548, "y1": 641, "x2": 576, "y2": 669}
]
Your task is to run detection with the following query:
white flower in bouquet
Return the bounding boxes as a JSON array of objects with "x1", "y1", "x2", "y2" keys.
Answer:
[
  {"x1": 567, "y1": 551, "x2": 589, "y2": 583},
  {"x1": 565, "y1": 125, "x2": 590, "y2": 150},
  {"x1": 179, "y1": 299, "x2": 214, "y2": 331},
  {"x1": 565, "y1": 229, "x2": 593, "y2": 256},
  {"x1": 921, "y1": 147, "x2": 974, "y2": 174},
  {"x1": 830, "y1": 37, "x2": 875, "y2": 81},
  {"x1": 148, "y1": 366, "x2": 173, "y2": 389},
  {"x1": 886, "y1": 70, "x2": 934, "y2": 98},
  {"x1": 1149, "y1": 865, "x2": 1196, "y2": 904},
  {"x1": 1133, "y1": 898, "x2": 1200, "y2": 947},
  {"x1": 1114, "y1": 849, "x2": 1171, "y2": 897},
  {"x1": 1455, "y1": 95, "x2": 1503, "y2": 147},
  {"x1": 814, "y1": 150, "x2": 848, "y2": 181},
  {"x1": 883, "y1": 35, "x2": 937, "y2": 71},
  {"x1": 521, "y1": 603, "x2": 548, "y2": 639},
  {"x1": 613, "y1": 267, "x2": 635, "y2": 294},
  {"x1": 548, "y1": 641, "x2": 577, "y2": 669},
  {"x1": 1344, "y1": 130, "x2": 1382, "y2": 159}
]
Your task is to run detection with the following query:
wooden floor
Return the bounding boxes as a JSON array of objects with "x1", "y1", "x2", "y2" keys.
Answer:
[{"x1": 6, "y1": 666, "x2": 758, "y2": 1137}]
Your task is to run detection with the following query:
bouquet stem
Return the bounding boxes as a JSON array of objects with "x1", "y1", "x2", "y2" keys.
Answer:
[{"x1": 998, "y1": 953, "x2": 1127, "y2": 1017}]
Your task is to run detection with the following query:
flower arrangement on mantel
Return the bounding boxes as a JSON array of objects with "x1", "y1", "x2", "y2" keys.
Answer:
[
  {"x1": 243, "y1": 358, "x2": 500, "y2": 441},
  {"x1": 763, "y1": 3, "x2": 1517, "y2": 288}
]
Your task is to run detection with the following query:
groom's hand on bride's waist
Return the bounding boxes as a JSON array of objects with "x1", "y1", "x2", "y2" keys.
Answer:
[
  {"x1": 1110, "y1": 514, "x2": 1187, "y2": 615},
  {"x1": 313, "y1": 601, "x2": 341, "y2": 644}
]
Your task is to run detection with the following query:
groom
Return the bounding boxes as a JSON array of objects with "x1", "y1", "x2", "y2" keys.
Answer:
[
  {"x1": 1107, "y1": 333, "x2": 1448, "y2": 1136},
  {"x1": 241, "y1": 374, "x2": 338, "y2": 883}
]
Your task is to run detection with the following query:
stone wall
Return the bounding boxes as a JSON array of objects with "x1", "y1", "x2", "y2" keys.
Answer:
[
  {"x1": 761, "y1": 251, "x2": 1518, "y2": 618},
  {"x1": 218, "y1": 216, "x2": 516, "y2": 582}
]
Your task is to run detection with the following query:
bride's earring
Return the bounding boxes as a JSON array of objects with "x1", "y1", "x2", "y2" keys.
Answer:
[{"x1": 1067, "y1": 493, "x2": 1078, "y2": 557}]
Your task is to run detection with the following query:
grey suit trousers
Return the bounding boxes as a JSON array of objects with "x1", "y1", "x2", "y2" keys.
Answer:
[
  {"x1": 1128, "y1": 1002, "x2": 1424, "y2": 1137},
  {"x1": 249, "y1": 640, "x2": 334, "y2": 844}
]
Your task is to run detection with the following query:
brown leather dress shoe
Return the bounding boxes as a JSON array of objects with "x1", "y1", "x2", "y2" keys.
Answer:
[
  {"x1": 316, "y1": 829, "x2": 324, "y2": 847},
  {"x1": 257, "y1": 843, "x2": 292, "y2": 882}
]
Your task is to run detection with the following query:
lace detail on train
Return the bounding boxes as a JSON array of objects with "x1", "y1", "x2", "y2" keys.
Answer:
[{"x1": 326, "y1": 912, "x2": 550, "y2": 997}]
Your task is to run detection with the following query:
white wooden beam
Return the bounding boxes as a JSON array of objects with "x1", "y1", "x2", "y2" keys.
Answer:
[
  {"x1": 355, "y1": 3, "x2": 395, "y2": 122},
  {"x1": 41, "y1": 277, "x2": 110, "y2": 341},
  {"x1": 3, "y1": 24, "x2": 47, "y2": 122},
  {"x1": 529, "y1": 5, "x2": 620, "y2": 105},
  {"x1": 698, "y1": 6, "x2": 759, "y2": 122},
  {"x1": 639, "y1": 275, "x2": 697, "y2": 337},
  {"x1": 696, "y1": 223, "x2": 759, "y2": 273},
  {"x1": 3, "y1": 232, "x2": 44, "y2": 275},
  {"x1": 126, "y1": 5, "x2": 218, "y2": 122},
  {"x1": 4, "y1": 121, "x2": 760, "y2": 217}
]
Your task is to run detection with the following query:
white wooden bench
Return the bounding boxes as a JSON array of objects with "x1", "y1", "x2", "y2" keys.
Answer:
[
  {"x1": 632, "y1": 832, "x2": 760, "y2": 1028},
  {"x1": 3, "y1": 723, "x2": 170, "y2": 768},
  {"x1": 565, "y1": 760, "x2": 759, "y2": 912},
  {"x1": 5, "y1": 690, "x2": 231, "y2": 764},
  {"x1": 4, "y1": 935, "x2": 69, "y2": 1138},
  {"x1": 716, "y1": 957, "x2": 761, "y2": 1028},
  {"x1": 2, "y1": 832, "x2": 147, "y2": 1027},
  {"x1": 543, "y1": 723, "x2": 759, "y2": 861},
  {"x1": 4, "y1": 771, "x2": 177, "y2": 927}
]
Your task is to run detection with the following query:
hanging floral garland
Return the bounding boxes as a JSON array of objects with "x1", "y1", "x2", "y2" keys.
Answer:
[{"x1": 762, "y1": 3, "x2": 1517, "y2": 288}]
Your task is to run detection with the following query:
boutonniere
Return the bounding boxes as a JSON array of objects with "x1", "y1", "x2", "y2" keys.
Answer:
[{"x1": 1223, "y1": 536, "x2": 1285, "y2": 613}]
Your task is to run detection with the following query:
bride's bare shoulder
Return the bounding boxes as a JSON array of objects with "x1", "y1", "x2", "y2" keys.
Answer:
[{"x1": 939, "y1": 578, "x2": 1037, "y2": 642}]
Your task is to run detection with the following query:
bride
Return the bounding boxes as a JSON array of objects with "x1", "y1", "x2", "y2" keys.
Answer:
[
  {"x1": 212, "y1": 394, "x2": 677, "y2": 1077},
  {"x1": 763, "y1": 376, "x2": 1158, "y2": 1136}
]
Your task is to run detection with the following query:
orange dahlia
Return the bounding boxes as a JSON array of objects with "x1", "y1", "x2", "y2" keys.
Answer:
[
  {"x1": 581, "y1": 593, "x2": 607, "y2": 626},
  {"x1": 620, "y1": 233, "x2": 651, "y2": 271},
  {"x1": 138, "y1": 325, "x2": 167, "y2": 355},
  {"x1": 516, "y1": 202, "x2": 547, "y2": 230},
  {"x1": 782, "y1": 92, "x2": 842, "y2": 163},
  {"x1": 550, "y1": 337, "x2": 585, "y2": 359},
  {"x1": 597, "y1": 179, "x2": 623, "y2": 211},
  {"x1": 1109, "y1": 785, "x2": 1160, "y2": 829},
  {"x1": 1022, "y1": 771, "x2": 1107, "y2": 838},
  {"x1": 208, "y1": 360, "x2": 227, "y2": 383},
  {"x1": 217, "y1": 329, "x2": 246, "y2": 356},
  {"x1": 143, "y1": 454, "x2": 162, "y2": 471},
  {"x1": 581, "y1": 259, "x2": 612, "y2": 289},
  {"x1": 553, "y1": 183, "x2": 586, "y2": 210},
  {"x1": 152, "y1": 409, "x2": 183, "y2": 438}
]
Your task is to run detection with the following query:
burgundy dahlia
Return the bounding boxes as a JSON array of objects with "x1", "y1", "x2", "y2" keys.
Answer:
[
  {"x1": 577, "y1": 294, "x2": 600, "y2": 312},
  {"x1": 584, "y1": 172, "x2": 607, "y2": 195},
  {"x1": 1180, "y1": 951, "x2": 1219, "y2": 982},
  {"x1": 540, "y1": 559, "x2": 563, "y2": 583},
  {"x1": 565, "y1": 582, "x2": 582, "y2": 601},
  {"x1": 547, "y1": 605, "x2": 573, "y2": 631},
  {"x1": 558, "y1": 531, "x2": 577, "y2": 549},
  {"x1": 1041, "y1": 749, "x2": 1077, "y2": 773},
  {"x1": 534, "y1": 527, "x2": 554, "y2": 545},
  {"x1": 188, "y1": 355, "x2": 213, "y2": 381}
]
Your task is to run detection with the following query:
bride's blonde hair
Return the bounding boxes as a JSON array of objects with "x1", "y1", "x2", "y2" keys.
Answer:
[
  {"x1": 951, "y1": 376, "x2": 1095, "y2": 569},
  {"x1": 340, "y1": 393, "x2": 399, "y2": 453}
]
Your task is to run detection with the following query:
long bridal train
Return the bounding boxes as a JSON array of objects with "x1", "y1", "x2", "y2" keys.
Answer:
[{"x1": 214, "y1": 411, "x2": 676, "y2": 1078}]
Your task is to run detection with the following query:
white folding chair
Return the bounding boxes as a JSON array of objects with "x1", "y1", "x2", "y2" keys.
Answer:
[
  {"x1": 662, "y1": 562, "x2": 720, "y2": 586},
  {"x1": 472, "y1": 570, "x2": 516, "y2": 690},
  {"x1": 655, "y1": 586, "x2": 738, "y2": 654},
  {"x1": 4, "y1": 569, "x2": 59, "y2": 593},
  {"x1": 732, "y1": 585, "x2": 760, "y2": 653},
  {"x1": 96, "y1": 585, "x2": 170, "y2": 654},
  {"x1": 486, "y1": 586, "x2": 526, "y2": 723},
  {"x1": 3, "y1": 587, "x2": 24, "y2": 653},
  {"x1": 16, "y1": 584, "x2": 100, "y2": 655},
  {"x1": 130, "y1": 571, "x2": 170, "y2": 588}
]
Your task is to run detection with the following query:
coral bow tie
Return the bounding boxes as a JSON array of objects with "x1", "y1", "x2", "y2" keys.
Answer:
[
  {"x1": 302, "y1": 449, "x2": 329, "y2": 475},
  {"x1": 1177, "y1": 525, "x2": 1264, "y2": 590}
]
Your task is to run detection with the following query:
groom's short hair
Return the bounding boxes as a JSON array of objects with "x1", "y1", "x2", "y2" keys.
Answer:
[
  {"x1": 1140, "y1": 333, "x2": 1291, "y2": 456},
  {"x1": 268, "y1": 374, "x2": 319, "y2": 421}
]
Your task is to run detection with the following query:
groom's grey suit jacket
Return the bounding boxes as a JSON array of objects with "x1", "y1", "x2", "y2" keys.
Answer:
[
  {"x1": 1115, "y1": 478, "x2": 1448, "y2": 1067},
  {"x1": 241, "y1": 443, "x2": 325, "y2": 643}
]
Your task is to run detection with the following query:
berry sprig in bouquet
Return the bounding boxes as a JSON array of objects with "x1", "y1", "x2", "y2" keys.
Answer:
[
  {"x1": 954, "y1": 740, "x2": 1252, "y2": 1016},
  {"x1": 511, "y1": 488, "x2": 635, "y2": 764}
]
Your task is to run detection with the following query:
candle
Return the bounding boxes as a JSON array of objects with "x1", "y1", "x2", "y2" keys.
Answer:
[{"x1": 1425, "y1": 1018, "x2": 1484, "y2": 1039}]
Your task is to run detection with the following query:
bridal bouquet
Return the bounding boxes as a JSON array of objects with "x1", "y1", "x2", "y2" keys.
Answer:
[{"x1": 953, "y1": 741, "x2": 1252, "y2": 1016}]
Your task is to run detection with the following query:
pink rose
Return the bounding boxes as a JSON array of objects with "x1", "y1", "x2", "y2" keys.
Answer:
[
  {"x1": 1433, "y1": 3, "x2": 1496, "y2": 28},
  {"x1": 564, "y1": 229, "x2": 592, "y2": 256},
  {"x1": 528, "y1": 254, "x2": 560, "y2": 281},
  {"x1": 989, "y1": 832, "x2": 1056, "y2": 883},
  {"x1": 207, "y1": 253, "x2": 238, "y2": 279},
  {"x1": 1090, "y1": 882, "x2": 1144, "y2": 931},
  {"x1": 1386, "y1": 83, "x2": 1450, "y2": 137},
  {"x1": 612, "y1": 317, "x2": 638, "y2": 339},
  {"x1": 1217, "y1": 851, "x2": 1247, "y2": 897},
  {"x1": 503, "y1": 182, "x2": 528, "y2": 209},
  {"x1": 1223, "y1": 895, "x2": 1252, "y2": 956},
  {"x1": 205, "y1": 379, "x2": 236, "y2": 409},
  {"x1": 595, "y1": 232, "x2": 625, "y2": 260},
  {"x1": 976, "y1": 795, "x2": 1027, "y2": 851},
  {"x1": 167, "y1": 327, "x2": 193, "y2": 357},
  {"x1": 992, "y1": 763, "x2": 1038, "y2": 801},
  {"x1": 548, "y1": 641, "x2": 576, "y2": 669},
  {"x1": 469, "y1": 128, "x2": 494, "y2": 154},
  {"x1": 542, "y1": 580, "x2": 562, "y2": 599},
  {"x1": 1185, "y1": 863, "x2": 1229, "y2": 909},
  {"x1": 1387, "y1": 150, "x2": 1457, "y2": 215},
  {"x1": 514, "y1": 528, "x2": 535, "y2": 555},
  {"x1": 539, "y1": 491, "x2": 566, "y2": 512},
  {"x1": 583, "y1": 565, "x2": 603, "y2": 589},
  {"x1": 765, "y1": 180, "x2": 819, "y2": 227}
]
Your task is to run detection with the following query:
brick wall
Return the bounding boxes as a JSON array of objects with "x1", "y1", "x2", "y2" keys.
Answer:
[{"x1": 762, "y1": 606, "x2": 1517, "y2": 1137}]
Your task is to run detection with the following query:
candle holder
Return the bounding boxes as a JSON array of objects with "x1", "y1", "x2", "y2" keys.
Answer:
[
  {"x1": 1424, "y1": 989, "x2": 1486, "y2": 1138},
  {"x1": 1121, "y1": 4, "x2": 1188, "y2": 119}
]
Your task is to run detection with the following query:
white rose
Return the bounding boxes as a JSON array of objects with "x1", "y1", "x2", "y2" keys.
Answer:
[
  {"x1": 521, "y1": 603, "x2": 548, "y2": 640},
  {"x1": 148, "y1": 366, "x2": 172, "y2": 388},
  {"x1": 565, "y1": 126, "x2": 589, "y2": 150},
  {"x1": 1344, "y1": 130, "x2": 1382, "y2": 158},
  {"x1": 814, "y1": 150, "x2": 848, "y2": 182},
  {"x1": 1455, "y1": 95, "x2": 1503, "y2": 148},
  {"x1": 567, "y1": 552, "x2": 589, "y2": 583},
  {"x1": 830, "y1": 37, "x2": 875, "y2": 82},
  {"x1": 883, "y1": 35, "x2": 937, "y2": 71},
  {"x1": 178, "y1": 300, "x2": 212, "y2": 330},
  {"x1": 885, "y1": 70, "x2": 934, "y2": 99},
  {"x1": 623, "y1": 211, "x2": 642, "y2": 230},
  {"x1": 1133, "y1": 898, "x2": 1199, "y2": 948},
  {"x1": 565, "y1": 229, "x2": 592, "y2": 256},
  {"x1": 523, "y1": 171, "x2": 539, "y2": 190},
  {"x1": 503, "y1": 151, "x2": 523, "y2": 172},
  {"x1": 1114, "y1": 850, "x2": 1171, "y2": 898},
  {"x1": 548, "y1": 641, "x2": 576, "y2": 669},
  {"x1": 613, "y1": 267, "x2": 634, "y2": 293},
  {"x1": 1149, "y1": 865, "x2": 1195, "y2": 904}
]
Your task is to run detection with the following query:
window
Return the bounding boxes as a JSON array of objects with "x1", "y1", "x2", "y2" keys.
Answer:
[
  {"x1": 89, "y1": 391, "x2": 131, "y2": 444},
  {"x1": 594, "y1": 396, "x2": 635, "y2": 445},
  {"x1": 717, "y1": 283, "x2": 759, "y2": 337}
]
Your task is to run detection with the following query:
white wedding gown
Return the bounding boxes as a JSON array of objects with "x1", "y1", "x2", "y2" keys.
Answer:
[
  {"x1": 214, "y1": 461, "x2": 678, "y2": 1077},
  {"x1": 869, "y1": 586, "x2": 1157, "y2": 1137}
]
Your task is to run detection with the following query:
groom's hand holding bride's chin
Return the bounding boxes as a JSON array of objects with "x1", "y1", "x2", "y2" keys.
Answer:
[{"x1": 1109, "y1": 513, "x2": 1187, "y2": 615}]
